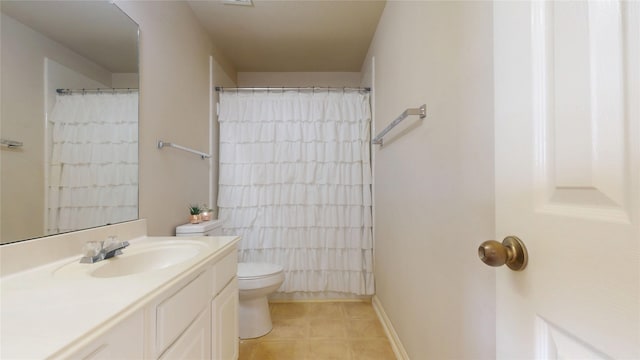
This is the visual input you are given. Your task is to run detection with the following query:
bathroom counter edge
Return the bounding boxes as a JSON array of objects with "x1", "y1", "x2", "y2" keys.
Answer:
[{"x1": 0, "y1": 235, "x2": 240, "y2": 359}]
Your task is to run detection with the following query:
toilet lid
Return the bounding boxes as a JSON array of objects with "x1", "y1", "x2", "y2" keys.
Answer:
[{"x1": 238, "y1": 262, "x2": 283, "y2": 279}]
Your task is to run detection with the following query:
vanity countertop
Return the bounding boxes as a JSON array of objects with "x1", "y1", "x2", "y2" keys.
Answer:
[{"x1": 0, "y1": 235, "x2": 239, "y2": 359}]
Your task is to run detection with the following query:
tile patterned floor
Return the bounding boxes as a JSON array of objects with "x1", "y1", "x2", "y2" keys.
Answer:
[{"x1": 239, "y1": 301, "x2": 397, "y2": 360}]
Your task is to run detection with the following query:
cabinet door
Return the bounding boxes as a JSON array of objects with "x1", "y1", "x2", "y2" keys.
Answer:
[
  {"x1": 73, "y1": 311, "x2": 144, "y2": 360},
  {"x1": 212, "y1": 277, "x2": 238, "y2": 360},
  {"x1": 156, "y1": 270, "x2": 212, "y2": 355},
  {"x1": 159, "y1": 307, "x2": 211, "y2": 360}
]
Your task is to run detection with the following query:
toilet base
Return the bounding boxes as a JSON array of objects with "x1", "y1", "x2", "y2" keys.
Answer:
[{"x1": 239, "y1": 296, "x2": 273, "y2": 339}]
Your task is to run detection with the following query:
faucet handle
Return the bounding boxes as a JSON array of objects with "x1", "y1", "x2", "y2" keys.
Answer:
[
  {"x1": 103, "y1": 235, "x2": 117, "y2": 249},
  {"x1": 83, "y1": 241, "x2": 101, "y2": 258},
  {"x1": 80, "y1": 241, "x2": 104, "y2": 263}
]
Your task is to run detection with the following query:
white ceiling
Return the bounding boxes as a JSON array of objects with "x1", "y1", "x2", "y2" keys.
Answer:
[
  {"x1": 1, "y1": 1, "x2": 384, "y2": 74},
  {"x1": 187, "y1": 0, "x2": 386, "y2": 72}
]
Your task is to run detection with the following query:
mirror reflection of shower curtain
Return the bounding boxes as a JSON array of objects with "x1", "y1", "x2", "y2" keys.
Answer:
[
  {"x1": 218, "y1": 90, "x2": 374, "y2": 295},
  {"x1": 47, "y1": 93, "x2": 138, "y2": 234}
]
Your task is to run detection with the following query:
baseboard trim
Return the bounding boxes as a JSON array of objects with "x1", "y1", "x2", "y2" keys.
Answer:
[{"x1": 372, "y1": 295, "x2": 410, "y2": 360}]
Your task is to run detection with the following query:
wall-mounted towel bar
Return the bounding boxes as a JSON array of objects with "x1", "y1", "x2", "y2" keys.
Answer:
[
  {"x1": 1, "y1": 139, "x2": 23, "y2": 148},
  {"x1": 157, "y1": 140, "x2": 211, "y2": 160},
  {"x1": 372, "y1": 104, "x2": 427, "y2": 146}
]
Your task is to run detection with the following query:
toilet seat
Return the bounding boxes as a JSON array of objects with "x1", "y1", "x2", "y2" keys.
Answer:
[
  {"x1": 238, "y1": 263, "x2": 283, "y2": 279},
  {"x1": 237, "y1": 262, "x2": 284, "y2": 291}
]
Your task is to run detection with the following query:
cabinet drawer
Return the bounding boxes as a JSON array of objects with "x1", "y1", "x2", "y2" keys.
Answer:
[
  {"x1": 75, "y1": 311, "x2": 144, "y2": 360},
  {"x1": 213, "y1": 251, "x2": 237, "y2": 296},
  {"x1": 156, "y1": 269, "x2": 212, "y2": 354}
]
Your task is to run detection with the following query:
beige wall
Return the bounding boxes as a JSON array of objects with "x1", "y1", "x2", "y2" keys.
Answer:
[
  {"x1": 112, "y1": 73, "x2": 140, "y2": 89},
  {"x1": 210, "y1": 59, "x2": 236, "y2": 219},
  {"x1": 115, "y1": 1, "x2": 236, "y2": 236},
  {"x1": 237, "y1": 72, "x2": 362, "y2": 87},
  {"x1": 0, "y1": 13, "x2": 113, "y2": 243},
  {"x1": 45, "y1": 59, "x2": 108, "y2": 115},
  {"x1": 363, "y1": 2, "x2": 496, "y2": 358}
]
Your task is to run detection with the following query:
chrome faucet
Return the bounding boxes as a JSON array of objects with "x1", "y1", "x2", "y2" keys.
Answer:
[{"x1": 80, "y1": 236, "x2": 130, "y2": 264}]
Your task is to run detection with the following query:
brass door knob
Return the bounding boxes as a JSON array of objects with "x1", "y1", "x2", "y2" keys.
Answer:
[{"x1": 478, "y1": 236, "x2": 528, "y2": 271}]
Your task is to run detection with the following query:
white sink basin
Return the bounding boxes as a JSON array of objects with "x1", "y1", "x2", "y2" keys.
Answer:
[
  {"x1": 91, "y1": 245, "x2": 201, "y2": 278},
  {"x1": 55, "y1": 241, "x2": 205, "y2": 278}
]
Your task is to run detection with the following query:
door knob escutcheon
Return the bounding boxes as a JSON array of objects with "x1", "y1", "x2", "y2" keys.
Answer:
[{"x1": 478, "y1": 236, "x2": 528, "y2": 271}]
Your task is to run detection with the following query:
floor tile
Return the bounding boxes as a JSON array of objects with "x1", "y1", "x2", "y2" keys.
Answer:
[
  {"x1": 250, "y1": 340, "x2": 307, "y2": 360},
  {"x1": 238, "y1": 339, "x2": 258, "y2": 360},
  {"x1": 270, "y1": 302, "x2": 308, "y2": 320},
  {"x1": 308, "y1": 318, "x2": 348, "y2": 338},
  {"x1": 307, "y1": 340, "x2": 352, "y2": 360},
  {"x1": 306, "y1": 301, "x2": 345, "y2": 319},
  {"x1": 346, "y1": 319, "x2": 387, "y2": 339},
  {"x1": 349, "y1": 339, "x2": 396, "y2": 360},
  {"x1": 343, "y1": 302, "x2": 379, "y2": 319},
  {"x1": 262, "y1": 318, "x2": 309, "y2": 340},
  {"x1": 240, "y1": 301, "x2": 395, "y2": 360}
]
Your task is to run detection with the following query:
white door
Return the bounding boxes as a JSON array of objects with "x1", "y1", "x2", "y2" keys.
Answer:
[{"x1": 493, "y1": 1, "x2": 639, "y2": 359}]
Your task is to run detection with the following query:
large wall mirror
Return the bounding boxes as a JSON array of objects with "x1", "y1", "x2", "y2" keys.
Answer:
[{"x1": 0, "y1": 1, "x2": 139, "y2": 245}]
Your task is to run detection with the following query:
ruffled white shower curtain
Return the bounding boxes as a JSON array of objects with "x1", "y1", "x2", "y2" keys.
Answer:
[
  {"x1": 218, "y1": 90, "x2": 374, "y2": 295},
  {"x1": 47, "y1": 93, "x2": 138, "y2": 234}
]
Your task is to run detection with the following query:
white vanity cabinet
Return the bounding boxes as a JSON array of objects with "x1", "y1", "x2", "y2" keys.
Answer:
[
  {"x1": 212, "y1": 251, "x2": 239, "y2": 360},
  {"x1": 71, "y1": 311, "x2": 145, "y2": 360},
  {"x1": 154, "y1": 268, "x2": 213, "y2": 358},
  {"x1": 212, "y1": 278, "x2": 239, "y2": 360},
  {"x1": 154, "y1": 250, "x2": 239, "y2": 360},
  {"x1": 159, "y1": 307, "x2": 211, "y2": 360},
  {"x1": 66, "y1": 243, "x2": 239, "y2": 360}
]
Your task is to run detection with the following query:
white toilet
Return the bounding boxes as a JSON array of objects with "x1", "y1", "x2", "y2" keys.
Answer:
[
  {"x1": 237, "y1": 262, "x2": 284, "y2": 339},
  {"x1": 176, "y1": 220, "x2": 285, "y2": 339}
]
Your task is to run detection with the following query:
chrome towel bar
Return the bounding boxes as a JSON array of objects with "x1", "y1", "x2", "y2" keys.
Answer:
[
  {"x1": 157, "y1": 140, "x2": 211, "y2": 159},
  {"x1": 1, "y1": 139, "x2": 23, "y2": 148},
  {"x1": 372, "y1": 104, "x2": 426, "y2": 146}
]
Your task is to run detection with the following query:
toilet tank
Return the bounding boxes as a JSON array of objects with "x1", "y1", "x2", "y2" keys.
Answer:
[{"x1": 175, "y1": 219, "x2": 224, "y2": 237}]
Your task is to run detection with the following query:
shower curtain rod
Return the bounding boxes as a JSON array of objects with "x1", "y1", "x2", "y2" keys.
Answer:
[
  {"x1": 56, "y1": 88, "x2": 138, "y2": 95},
  {"x1": 215, "y1": 86, "x2": 370, "y2": 92}
]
